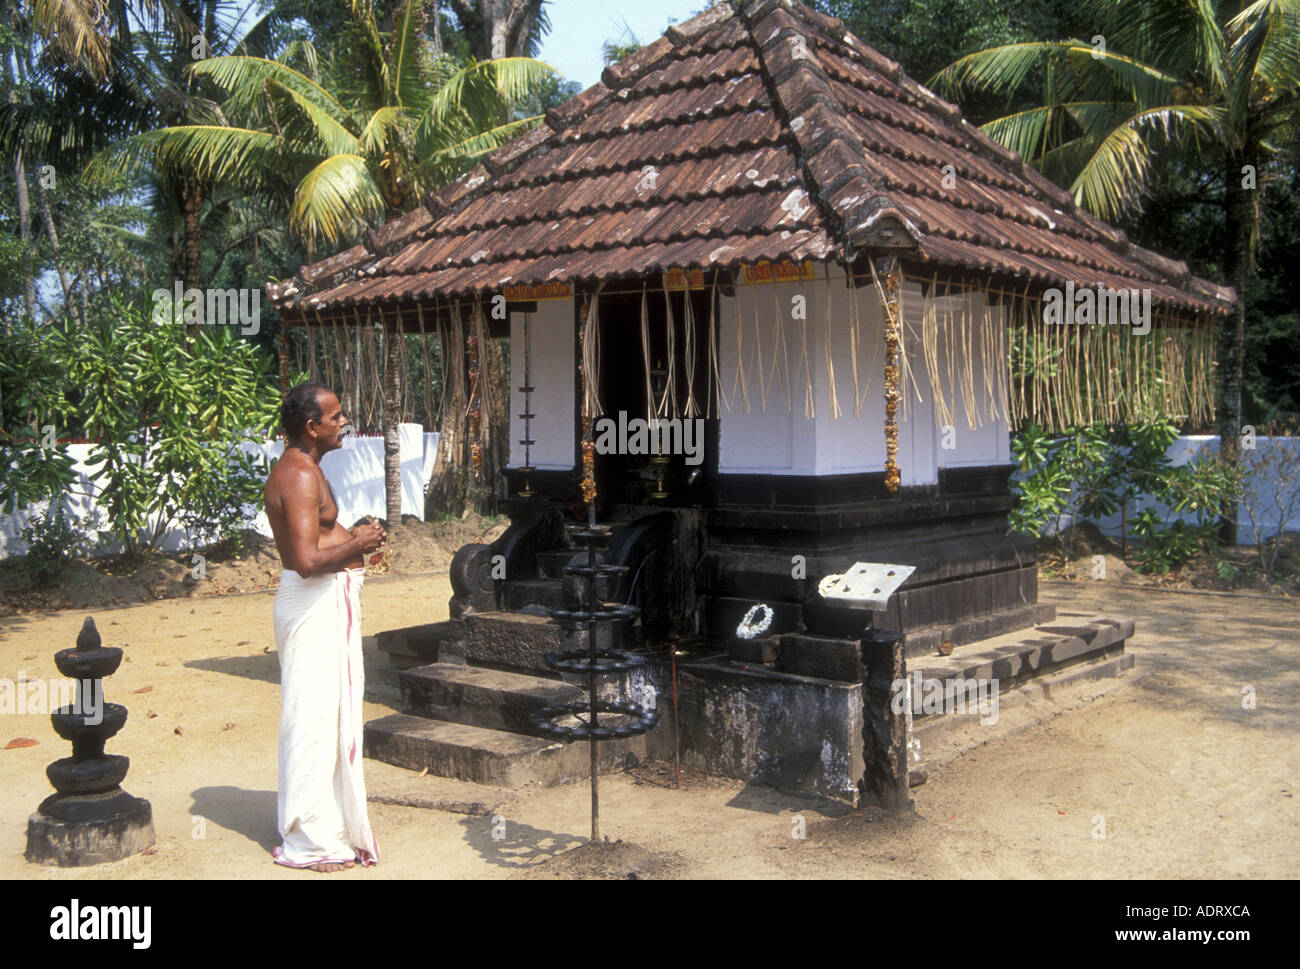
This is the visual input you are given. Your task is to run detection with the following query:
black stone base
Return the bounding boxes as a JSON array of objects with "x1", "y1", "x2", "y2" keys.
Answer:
[
  {"x1": 859, "y1": 629, "x2": 913, "y2": 814},
  {"x1": 26, "y1": 789, "x2": 155, "y2": 867}
]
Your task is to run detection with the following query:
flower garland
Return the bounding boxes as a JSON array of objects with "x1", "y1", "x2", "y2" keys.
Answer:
[
  {"x1": 581, "y1": 418, "x2": 596, "y2": 504},
  {"x1": 736, "y1": 603, "x2": 774, "y2": 640},
  {"x1": 874, "y1": 258, "x2": 903, "y2": 493},
  {"x1": 578, "y1": 295, "x2": 597, "y2": 504}
]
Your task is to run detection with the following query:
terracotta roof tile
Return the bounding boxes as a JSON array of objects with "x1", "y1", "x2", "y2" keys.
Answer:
[{"x1": 271, "y1": 0, "x2": 1231, "y2": 319}]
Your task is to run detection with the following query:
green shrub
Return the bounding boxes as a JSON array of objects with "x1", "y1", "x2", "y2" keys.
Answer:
[
  {"x1": 53, "y1": 297, "x2": 284, "y2": 555},
  {"x1": 2, "y1": 297, "x2": 289, "y2": 558},
  {"x1": 1011, "y1": 420, "x2": 1240, "y2": 573},
  {"x1": 17, "y1": 507, "x2": 82, "y2": 586}
]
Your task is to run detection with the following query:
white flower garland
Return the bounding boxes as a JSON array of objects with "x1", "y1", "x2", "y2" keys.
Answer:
[{"x1": 736, "y1": 603, "x2": 774, "y2": 640}]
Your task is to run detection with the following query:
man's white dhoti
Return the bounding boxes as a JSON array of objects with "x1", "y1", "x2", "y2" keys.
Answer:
[{"x1": 272, "y1": 567, "x2": 379, "y2": 868}]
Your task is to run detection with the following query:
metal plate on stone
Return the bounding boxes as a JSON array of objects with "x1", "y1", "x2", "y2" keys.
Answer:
[{"x1": 818, "y1": 562, "x2": 915, "y2": 611}]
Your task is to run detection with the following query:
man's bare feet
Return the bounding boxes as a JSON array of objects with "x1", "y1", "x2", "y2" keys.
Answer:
[{"x1": 307, "y1": 860, "x2": 355, "y2": 873}]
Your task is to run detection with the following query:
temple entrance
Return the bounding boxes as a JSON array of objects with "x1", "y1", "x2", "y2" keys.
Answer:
[{"x1": 593, "y1": 283, "x2": 718, "y2": 508}]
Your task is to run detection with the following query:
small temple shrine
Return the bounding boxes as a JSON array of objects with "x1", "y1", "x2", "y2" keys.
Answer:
[{"x1": 267, "y1": 0, "x2": 1233, "y2": 805}]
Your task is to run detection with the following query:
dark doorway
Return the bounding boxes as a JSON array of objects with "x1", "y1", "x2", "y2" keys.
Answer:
[{"x1": 593, "y1": 282, "x2": 718, "y2": 508}]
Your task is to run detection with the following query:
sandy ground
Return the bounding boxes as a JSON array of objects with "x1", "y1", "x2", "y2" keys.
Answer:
[{"x1": 1, "y1": 573, "x2": 1296, "y2": 880}]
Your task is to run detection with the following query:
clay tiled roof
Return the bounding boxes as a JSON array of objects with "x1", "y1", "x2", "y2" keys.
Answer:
[{"x1": 267, "y1": 0, "x2": 1235, "y2": 321}]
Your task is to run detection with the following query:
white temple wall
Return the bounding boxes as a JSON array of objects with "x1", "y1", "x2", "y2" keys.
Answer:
[
  {"x1": 895, "y1": 278, "x2": 939, "y2": 485},
  {"x1": 715, "y1": 275, "x2": 799, "y2": 472},
  {"x1": 718, "y1": 264, "x2": 1011, "y2": 483},
  {"x1": 508, "y1": 297, "x2": 574, "y2": 470},
  {"x1": 913, "y1": 289, "x2": 1012, "y2": 469},
  {"x1": 510, "y1": 269, "x2": 1010, "y2": 480}
]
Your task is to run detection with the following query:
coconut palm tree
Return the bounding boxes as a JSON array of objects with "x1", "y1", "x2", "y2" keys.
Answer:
[
  {"x1": 929, "y1": 0, "x2": 1300, "y2": 542},
  {"x1": 11, "y1": 0, "x2": 313, "y2": 308},
  {"x1": 88, "y1": 3, "x2": 552, "y2": 242},
  {"x1": 85, "y1": 0, "x2": 554, "y2": 524}
]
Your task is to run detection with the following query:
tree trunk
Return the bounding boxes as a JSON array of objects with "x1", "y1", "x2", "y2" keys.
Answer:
[
  {"x1": 449, "y1": 0, "x2": 544, "y2": 59},
  {"x1": 35, "y1": 175, "x2": 77, "y2": 324},
  {"x1": 3, "y1": 2, "x2": 35, "y2": 321},
  {"x1": 383, "y1": 321, "x2": 403, "y2": 524},
  {"x1": 1216, "y1": 149, "x2": 1251, "y2": 545},
  {"x1": 427, "y1": 307, "x2": 469, "y2": 516},
  {"x1": 478, "y1": 329, "x2": 509, "y2": 506},
  {"x1": 182, "y1": 177, "x2": 204, "y2": 337},
  {"x1": 12, "y1": 147, "x2": 35, "y2": 320}
]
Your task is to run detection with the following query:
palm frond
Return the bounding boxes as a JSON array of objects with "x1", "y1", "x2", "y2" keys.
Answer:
[
  {"x1": 289, "y1": 153, "x2": 385, "y2": 248},
  {"x1": 390, "y1": 0, "x2": 427, "y2": 108},
  {"x1": 83, "y1": 125, "x2": 287, "y2": 187},
  {"x1": 346, "y1": 0, "x2": 391, "y2": 106},
  {"x1": 188, "y1": 55, "x2": 347, "y2": 121},
  {"x1": 1226, "y1": 0, "x2": 1300, "y2": 118},
  {"x1": 358, "y1": 106, "x2": 410, "y2": 155},
  {"x1": 31, "y1": 0, "x2": 114, "y2": 80},
  {"x1": 930, "y1": 41, "x2": 1179, "y2": 113},
  {"x1": 264, "y1": 78, "x2": 361, "y2": 156},
  {"x1": 1070, "y1": 105, "x2": 1225, "y2": 219},
  {"x1": 427, "y1": 57, "x2": 559, "y2": 117},
  {"x1": 414, "y1": 115, "x2": 544, "y2": 180}
]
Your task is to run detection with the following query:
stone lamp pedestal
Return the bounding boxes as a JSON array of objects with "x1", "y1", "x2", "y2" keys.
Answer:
[{"x1": 25, "y1": 617, "x2": 155, "y2": 867}]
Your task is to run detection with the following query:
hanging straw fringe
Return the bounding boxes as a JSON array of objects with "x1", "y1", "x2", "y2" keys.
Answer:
[
  {"x1": 823, "y1": 273, "x2": 842, "y2": 420},
  {"x1": 583, "y1": 282, "x2": 605, "y2": 419},
  {"x1": 474, "y1": 300, "x2": 493, "y2": 423},
  {"x1": 657, "y1": 278, "x2": 677, "y2": 417},
  {"x1": 998, "y1": 284, "x2": 1214, "y2": 430},
  {"x1": 848, "y1": 268, "x2": 862, "y2": 418},
  {"x1": 799, "y1": 276, "x2": 815, "y2": 419},
  {"x1": 683, "y1": 284, "x2": 700, "y2": 418},
  {"x1": 749, "y1": 275, "x2": 766, "y2": 412},
  {"x1": 705, "y1": 270, "x2": 726, "y2": 418},
  {"x1": 765, "y1": 281, "x2": 791, "y2": 412}
]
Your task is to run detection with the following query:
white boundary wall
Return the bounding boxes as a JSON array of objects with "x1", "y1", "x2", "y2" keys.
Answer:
[
  {"x1": 1069, "y1": 435, "x2": 1300, "y2": 538},
  {"x1": 1, "y1": 425, "x2": 439, "y2": 557}
]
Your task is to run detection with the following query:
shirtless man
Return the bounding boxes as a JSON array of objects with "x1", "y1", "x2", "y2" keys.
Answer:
[
  {"x1": 264, "y1": 382, "x2": 386, "y2": 872},
  {"x1": 265, "y1": 383, "x2": 386, "y2": 581}
]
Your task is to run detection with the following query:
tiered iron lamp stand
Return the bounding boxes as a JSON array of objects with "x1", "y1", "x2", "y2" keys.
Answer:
[{"x1": 530, "y1": 505, "x2": 659, "y2": 841}]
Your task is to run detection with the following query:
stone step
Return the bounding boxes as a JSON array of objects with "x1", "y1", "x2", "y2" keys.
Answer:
[
  {"x1": 463, "y1": 611, "x2": 562, "y2": 673},
  {"x1": 908, "y1": 616, "x2": 1134, "y2": 713},
  {"x1": 503, "y1": 577, "x2": 567, "y2": 611},
  {"x1": 375, "y1": 621, "x2": 466, "y2": 671},
  {"x1": 464, "y1": 610, "x2": 619, "y2": 674},
  {"x1": 398, "y1": 662, "x2": 581, "y2": 736},
  {"x1": 907, "y1": 650, "x2": 1139, "y2": 787},
  {"x1": 364, "y1": 713, "x2": 644, "y2": 789},
  {"x1": 902, "y1": 603, "x2": 1057, "y2": 657}
]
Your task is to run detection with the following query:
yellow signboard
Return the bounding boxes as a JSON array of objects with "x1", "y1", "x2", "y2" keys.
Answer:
[
  {"x1": 739, "y1": 260, "x2": 817, "y2": 285},
  {"x1": 661, "y1": 267, "x2": 708, "y2": 291},
  {"x1": 502, "y1": 281, "x2": 574, "y2": 301}
]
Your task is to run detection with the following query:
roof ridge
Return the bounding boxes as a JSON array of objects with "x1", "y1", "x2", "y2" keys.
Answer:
[{"x1": 736, "y1": 0, "x2": 923, "y2": 260}]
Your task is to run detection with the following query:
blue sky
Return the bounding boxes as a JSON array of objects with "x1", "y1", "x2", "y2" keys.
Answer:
[{"x1": 538, "y1": 0, "x2": 710, "y2": 90}]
